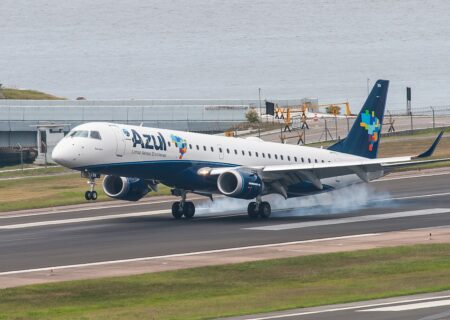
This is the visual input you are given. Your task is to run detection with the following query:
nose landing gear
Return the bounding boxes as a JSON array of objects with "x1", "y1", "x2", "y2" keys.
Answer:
[
  {"x1": 171, "y1": 189, "x2": 196, "y2": 219},
  {"x1": 82, "y1": 171, "x2": 100, "y2": 201}
]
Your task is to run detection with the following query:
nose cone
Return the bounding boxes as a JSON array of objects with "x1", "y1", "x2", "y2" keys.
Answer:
[{"x1": 52, "y1": 140, "x2": 73, "y2": 168}]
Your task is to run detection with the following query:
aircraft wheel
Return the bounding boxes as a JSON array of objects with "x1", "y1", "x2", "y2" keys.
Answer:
[
  {"x1": 85, "y1": 191, "x2": 92, "y2": 200},
  {"x1": 172, "y1": 202, "x2": 183, "y2": 219},
  {"x1": 183, "y1": 202, "x2": 195, "y2": 219},
  {"x1": 259, "y1": 202, "x2": 271, "y2": 219},
  {"x1": 91, "y1": 191, "x2": 98, "y2": 200},
  {"x1": 247, "y1": 202, "x2": 259, "y2": 219}
]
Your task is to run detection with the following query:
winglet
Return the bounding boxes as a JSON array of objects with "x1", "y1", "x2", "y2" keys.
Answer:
[{"x1": 415, "y1": 130, "x2": 444, "y2": 159}]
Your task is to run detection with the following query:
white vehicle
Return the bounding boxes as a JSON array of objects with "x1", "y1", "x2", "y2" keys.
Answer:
[{"x1": 52, "y1": 80, "x2": 444, "y2": 219}]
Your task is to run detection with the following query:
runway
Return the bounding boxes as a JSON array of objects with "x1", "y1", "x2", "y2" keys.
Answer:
[{"x1": 0, "y1": 170, "x2": 449, "y2": 277}]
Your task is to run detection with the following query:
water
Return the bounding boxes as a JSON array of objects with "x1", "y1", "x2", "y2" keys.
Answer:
[{"x1": 1, "y1": 0, "x2": 450, "y2": 110}]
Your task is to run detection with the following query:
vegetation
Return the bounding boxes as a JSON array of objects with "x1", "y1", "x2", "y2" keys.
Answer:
[
  {"x1": 325, "y1": 105, "x2": 341, "y2": 115},
  {"x1": 245, "y1": 108, "x2": 260, "y2": 124},
  {"x1": 0, "y1": 87, "x2": 65, "y2": 100},
  {"x1": 0, "y1": 244, "x2": 449, "y2": 319}
]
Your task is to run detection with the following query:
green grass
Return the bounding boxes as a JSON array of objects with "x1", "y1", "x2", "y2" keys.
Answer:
[
  {"x1": 0, "y1": 244, "x2": 449, "y2": 319},
  {"x1": 0, "y1": 174, "x2": 171, "y2": 212},
  {"x1": 0, "y1": 166, "x2": 69, "y2": 178},
  {"x1": 1, "y1": 88, "x2": 65, "y2": 100}
]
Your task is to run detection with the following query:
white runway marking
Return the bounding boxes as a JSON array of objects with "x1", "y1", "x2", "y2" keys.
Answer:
[
  {"x1": 360, "y1": 299, "x2": 450, "y2": 312},
  {"x1": 0, "y1": 233, "x2": 377, "y2": 275},
  {"x1": 242, "y1": 295, "x2": 450, "y2": 319},
  {"x1": 378, "y1": 191, "x2": 450, "y2": 202},
  {"x1": 0, "y1": 210, "x2": 170, "y2": 230},
  {"x1": 246, "y1": 208, "x2": 450, "y2": 231}
]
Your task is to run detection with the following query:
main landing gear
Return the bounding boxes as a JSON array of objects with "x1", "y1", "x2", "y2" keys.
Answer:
[
  {"x1": 247, "y1": 198, "x2": 271, "y2": 219},
  {"x1": 82, "y1": 171, "x2": 100, "y2": 201},
  {"x1": 171, "y1": 189, "x2": 195, "y2": 219}
]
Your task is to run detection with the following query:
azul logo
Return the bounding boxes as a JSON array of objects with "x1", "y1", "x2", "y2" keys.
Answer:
[
  {"x1": 131, "y1": 129, "x2": 167, "y2": 151},
  {"x1": 360, "y1": 109, "x2": 381, "y2": 152},
  {"x1": 171, "y1": 134, "x2": 187, "y2": 159}
]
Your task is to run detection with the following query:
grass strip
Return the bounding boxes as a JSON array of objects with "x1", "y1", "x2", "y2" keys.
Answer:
[
  {"x1": 0, "y1": 244, "x2": 450, "y2": 319},
  {"x1": 0, "y1": 174, "x2": 170, "y2": 212},
  {"x1": 1, "y1": 88, "x2": 65, "y2": 100}
]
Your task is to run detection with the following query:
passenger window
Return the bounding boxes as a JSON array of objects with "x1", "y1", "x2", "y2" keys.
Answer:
[
  {"x1": 262, "y1": 153, "x2": 265, "y2": 158},
  {"x1": 249, "y1": 151, "x2": 252, "y2": 156},
  {"x1": 308, "y1": 158, "x2": 311, "y2": 163},
  {"x1": 219, "y1": 147, "x2": 223, "y2": 153},
  {"x1": 294, "y1": 156, "x2": 297, "y2": 162},
  {"x1": 315, "y1": 159, "x2": 318, "y2": 163},
  {"x1": 255, "y1": 152, "x2": 259, "y2": 157},
  {"x1": 280, "y1": 155, "x2": 284, "y2": 160},
  {"x1": 196, "y1": 145, "x2": 199, "y2": 150},
  {"x1": 322, "y1": 160, "x2": 325, "y2": 163},
  {"x1": 227, "y1": 148, "x2": 230, "y2": 154},
  {"x1": 234, "y1": 149, "x2": 238, "y2": 155},
  {"x1": 275, "y1": 154, "x2": 278, "y2": 160},
  {"x1": 90, "y1": 131, "x2": 102, "y2": 140},
  {"x1": 203, "y1": 146, "x2": 207, "y2": 151},
  {"x1": 268, "y1": 154, "x2": 271, "y2": 159},
  {"x1": 242, "y1": 150, "x2": 245, "y2": 155},
  {"x1": 189, "y1": 144, "x2": 192, "y2": 149},
  {"x1": 287, "y1": 156, "x2": 291, "y2": 161},
  {"x1": 301, "y1": 157, "x2": 305, "y2": 163},
  {"x1": 211, "y1": 147, "x2": 214, "y2": 152}
]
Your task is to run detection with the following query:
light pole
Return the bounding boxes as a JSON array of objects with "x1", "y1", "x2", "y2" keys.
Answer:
[
  {"x1": 258, "y1": 88, "x2": 262, "y2": 138},
  {"x1": 430, "y1": 106, "x2": 435, "y2": 129}
]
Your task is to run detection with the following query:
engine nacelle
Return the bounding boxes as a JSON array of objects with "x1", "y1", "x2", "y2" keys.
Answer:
[
  {"x1": 217, "y1": 170, "x2": 263, "y2": 199},
  {"x1": 102, "y1": 175, "x2": 149, "y2": 201}
]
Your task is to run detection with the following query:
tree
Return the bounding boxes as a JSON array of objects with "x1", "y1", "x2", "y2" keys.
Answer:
[{"x1": 246, "y1": 108, "x2": 260, "y2": 124}]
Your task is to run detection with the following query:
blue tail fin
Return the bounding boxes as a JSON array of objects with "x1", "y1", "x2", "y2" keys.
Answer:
[{"x1": 328, "y1": 79, "x2": 389, "y2": 159}]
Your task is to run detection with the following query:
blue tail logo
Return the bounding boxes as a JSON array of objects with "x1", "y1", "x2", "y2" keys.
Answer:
[
  {"x1": 360, "y1": 110, "x2": 381, "y2": 152},
  {"x1": 328, "y1": 79, "x2": 389, "y2": 159}
]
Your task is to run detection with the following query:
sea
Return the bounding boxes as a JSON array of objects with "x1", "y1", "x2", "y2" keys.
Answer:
[{"x1": 1, "y1": 0, "x2": 450, "y2": 111}]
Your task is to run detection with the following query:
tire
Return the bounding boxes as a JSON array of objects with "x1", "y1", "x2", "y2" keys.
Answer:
[
  {"x1": 172, "y1": 202, "x2": 183, "y2": 219},
  {"x1": 91, "y1": 191, "x2": 98, "y2": 200},
  {"x1": 183, "y1": 202, "x2": 195, "y2": 219},
  {"x1": 247, "y1": 202, "x2": 259, "y2": 219},
  {"x1": 85, "y1": 191, "x2": 92, "y2": 200},
  {"x1": 259, "y1": 202, "x2": 271, "y2": 219}
]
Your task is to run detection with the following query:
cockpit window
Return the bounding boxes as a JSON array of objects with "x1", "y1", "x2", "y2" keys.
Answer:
[
  {"x1": 70, "y1": 130, "x2": 89, "y2": 138},
  {"x1": 90, "y1": 131, "x2": 102, "y2": 140}
]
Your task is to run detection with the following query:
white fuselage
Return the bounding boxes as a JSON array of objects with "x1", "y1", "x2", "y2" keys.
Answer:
[{"x1": 52, "y1": 122, "x2": 369, "y2": 195}]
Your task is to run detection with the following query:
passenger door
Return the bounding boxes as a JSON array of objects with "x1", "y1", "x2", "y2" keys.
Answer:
[{"x1": 109, "y1": 125, "x2": 126, "y2": 157}]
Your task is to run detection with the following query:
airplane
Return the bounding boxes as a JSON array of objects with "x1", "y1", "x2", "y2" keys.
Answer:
[{"x1": 52, "y1": 80, "x2": 445, "y2": 219}]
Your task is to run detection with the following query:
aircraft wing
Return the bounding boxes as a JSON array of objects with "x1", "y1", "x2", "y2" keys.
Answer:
[{"x1": 204, "y1": 131, "x2": 446, "y2": 195}]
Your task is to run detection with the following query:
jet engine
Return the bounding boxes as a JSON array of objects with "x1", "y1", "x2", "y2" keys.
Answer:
[
  {"x1": 217, "y1": 170, "x2": 263, "y2": 199},
  {"x1": 102, "y1": 175, "x2": 150, "y2": 201}
]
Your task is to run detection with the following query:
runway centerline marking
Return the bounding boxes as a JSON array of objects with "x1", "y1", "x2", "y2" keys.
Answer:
[
  {"x1": 360, "y1": 299, "x2": 450, "y2": 312},
  {"x1": 245, "y1": 208, "x2": 450, "y2": 231},
  {"x1": 0, "y1": 233, "x2": 377, "y2": 275}
]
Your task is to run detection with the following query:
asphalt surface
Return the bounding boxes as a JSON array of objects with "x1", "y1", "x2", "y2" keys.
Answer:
[{"x1": 0, "y1": 172, "x2": 450, "y2": 273}]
